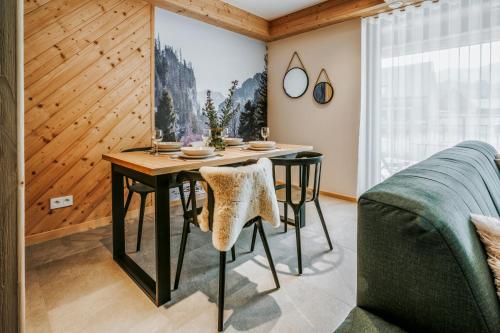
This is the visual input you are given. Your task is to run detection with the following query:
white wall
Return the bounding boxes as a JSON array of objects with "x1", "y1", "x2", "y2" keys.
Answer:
[{"x1": 268, "y1": 19, "x2": 361, "y2": 197}]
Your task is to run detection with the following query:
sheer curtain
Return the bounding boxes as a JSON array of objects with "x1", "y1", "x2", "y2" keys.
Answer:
[{"x1": 357, "y1": 0, "x2": 500, "y2": 195}]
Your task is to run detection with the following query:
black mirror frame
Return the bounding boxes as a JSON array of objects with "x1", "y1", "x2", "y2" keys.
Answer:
[
  {"x1": 313, "y1": 81, "x2": 334, "y2": 104},
  {"x1": 283, "y1": 66, "x2": 309, "y2": 99}
]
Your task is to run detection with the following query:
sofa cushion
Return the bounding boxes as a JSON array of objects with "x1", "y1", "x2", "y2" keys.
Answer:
[
  {"x1": 334, "y1": 307, "x2": 407, "y2": 333},
  {"x1": 357, "y1": 141, "x2": 500, "y2": 333}
]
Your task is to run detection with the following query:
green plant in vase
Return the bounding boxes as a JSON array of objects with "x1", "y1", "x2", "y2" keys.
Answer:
[{"x1": 202, "y1": 80, "x2": 239, "y2": 150}]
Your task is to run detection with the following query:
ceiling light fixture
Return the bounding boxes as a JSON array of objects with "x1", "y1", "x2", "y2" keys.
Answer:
[{"x1": 384, "y1": 0, "x2": 405, "y2": 9}]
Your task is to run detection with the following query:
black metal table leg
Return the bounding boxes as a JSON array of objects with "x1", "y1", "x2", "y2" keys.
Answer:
[
  {"x1": 110, "y1": 164, "x2": 171, "y2": 307},
  {"x1": 112, "y1": 166, "x2": 125, "y2": 260},
  {"x1": 154, "y1": 174, "x2": 171, "y2": 305}
]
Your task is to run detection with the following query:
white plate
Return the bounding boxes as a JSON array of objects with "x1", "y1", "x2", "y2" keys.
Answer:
[
  {"x1": 181, "y1": 146, "x2": 216, "y2": 156},
  {"x1": 248, "y1": 141, "x2": 276, "y2": 149},
  {"x1": 223, "y1": 137, "x2": 244, "y2": 146},
  {"x1": 157, "y1": 147, "x2": 181, "y2": 152},
  {"x1": 178, "y1": 153, "x2": 216, "y2": 159},
  {"x1": 157, "y1": 142, "x2": 182, "y2": 149},
  {"x1": 246, "y1": 146, "x2": 277, "y2": 151}
]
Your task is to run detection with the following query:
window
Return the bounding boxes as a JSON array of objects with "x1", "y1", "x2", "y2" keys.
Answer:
[{"x1": 358, "y1": 0, "x2": 500, "y2": 194}]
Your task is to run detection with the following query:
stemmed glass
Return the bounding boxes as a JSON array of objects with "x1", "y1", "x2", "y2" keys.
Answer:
[
  {"x1": 261, "y1": 127, "x2": 270, "y2": 141},
  {"x1": 222, "y1": 128, "x2": 230, "y2": 140},
  {"x1": 201, "y1": 128, "x2": 212, "y2": 147},
  {"x1": 152, "y1": 129, "x2": 163, "y2": 156}
]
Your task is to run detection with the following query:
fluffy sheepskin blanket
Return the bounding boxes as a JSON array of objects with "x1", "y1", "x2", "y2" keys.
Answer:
[
  {"x1": 471, "y1": 214, "x2": 500, "y2": 298},
  {"x1": 199, "y1": 158, "x2": 281, "y2": 252}
]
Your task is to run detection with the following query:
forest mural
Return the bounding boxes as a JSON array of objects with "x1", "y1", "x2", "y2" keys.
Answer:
[{"x1": 154, "y1": 9, "x2": 267, "y2": 144}]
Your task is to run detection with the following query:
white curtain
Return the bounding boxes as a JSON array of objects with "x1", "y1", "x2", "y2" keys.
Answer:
[{"x1": 358, "y1": 0, "x2": 500, "y2": 195}]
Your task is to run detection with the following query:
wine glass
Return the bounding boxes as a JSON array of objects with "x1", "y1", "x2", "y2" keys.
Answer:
[
  {"x1": 222, "y1": 128, "x2": 230, "y2": 139},
  {"x1": 201, "y1": 128, "x2": 211, "y2": 147},
  {"x1": 261, "y1": 127, "x2": 270, "y2": 141},
  {"x1": 152, "y1": 129, "x2": 163, "y2": 156}
]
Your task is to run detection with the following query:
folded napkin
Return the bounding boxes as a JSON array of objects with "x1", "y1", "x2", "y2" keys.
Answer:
[{"x1": 199, "y1": 158, "x2": 280, "y2": 252}]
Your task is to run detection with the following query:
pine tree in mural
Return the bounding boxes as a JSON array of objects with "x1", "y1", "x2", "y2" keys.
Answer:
[
  {"x1": 238, "y1": 53, "x2": 268, "y2": 141},
  {"x1": 220, "y1": 80, "x2": 240, "y2": 132},
  {"x1": 156, "y1": 89, "x2": 177, "y2": 141},
  {"x1": 202, "y1": 90, "x2": 217, "y2": 128},
  {"x1": 254, "y1": 53, "x2": 268, "y2": 131},
  {"x1": 239, "y1": 100, "x2": 257, "y2": 140}
]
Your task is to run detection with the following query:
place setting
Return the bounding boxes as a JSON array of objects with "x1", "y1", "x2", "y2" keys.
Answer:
[
  {"x1": 145, "y1": 129, "x2": 182, "y2": 156},
  {"x1": 172, "y1": 129, "x2": 221, "y2": 160},
  {"x1": 242, "y1": 127, "x2": 280, "y2": 151},
  {"x1": 174, "y1": 146, "x2": 221, "y2": 160}
]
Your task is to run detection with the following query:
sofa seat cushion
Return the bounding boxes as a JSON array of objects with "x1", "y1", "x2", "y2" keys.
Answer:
[{"x1": 334, "y1": 307, "x2": 407, "y2": 333}]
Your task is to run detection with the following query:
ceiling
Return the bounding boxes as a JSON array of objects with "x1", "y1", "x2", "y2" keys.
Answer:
[{"x1": 222, "y1": 0, "x2": 327, "y2": 20}]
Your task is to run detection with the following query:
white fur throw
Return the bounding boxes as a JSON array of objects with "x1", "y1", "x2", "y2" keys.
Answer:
[
  {"x1": 471, "y1": 214, "x2": 500, "y2": 298},
  {"x1": 198, "y1": 158, "x2": 281, "y2": 252}
]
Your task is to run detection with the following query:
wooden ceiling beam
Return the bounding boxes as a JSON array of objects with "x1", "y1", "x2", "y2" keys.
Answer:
[
  {"x1": 149, "y1": 0, "x2": 271, "y2": 41},
  {"x1": 149, "y1": 0, "x2": 425, "y2": 42},
  {"x1": 269, "y1": 0, "x2": 388, "y2": 41}
]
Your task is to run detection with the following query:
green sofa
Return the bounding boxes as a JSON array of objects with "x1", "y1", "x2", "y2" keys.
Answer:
[{"x1": 336, "y1": 141, "x2": 500, "y2": 332}]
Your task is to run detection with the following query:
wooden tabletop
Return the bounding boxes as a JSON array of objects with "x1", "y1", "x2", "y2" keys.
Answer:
[{"x1": 102, "y1": 143, "x2": 313, "y2": 176}]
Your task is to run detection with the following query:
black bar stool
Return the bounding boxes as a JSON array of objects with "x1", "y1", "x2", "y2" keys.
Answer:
[
  {"x1": 251, "y1": 151, "x2": 333, "y2": 275},
  {"x1": 173, "y1": 162, "x2": 280, "y2": 332},
  {"x1": 121, "y1": 147, "x2": 187, "y2": 252}
]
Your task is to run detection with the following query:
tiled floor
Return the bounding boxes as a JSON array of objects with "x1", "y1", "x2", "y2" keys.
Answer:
[{"x1": 26, "y1": 196, "x2": 357, "y2": 333}]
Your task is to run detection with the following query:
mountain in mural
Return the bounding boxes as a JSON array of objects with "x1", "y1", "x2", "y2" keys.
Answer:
[
  {"x1": 198, "y1": 90, "x2": 225, "y2": 110},
  {"x1": 154, "y1": 39, "x2": 201, "y2": 142},
  {"x1": 221, "y1": 73, "x2": 262, "y2": 137},
  {"x1": 238, "y1": 54, "x2": 268, "y2": 141},
  {"x1": 154, "y1": 37, "x2": 267, "y2": 143}
]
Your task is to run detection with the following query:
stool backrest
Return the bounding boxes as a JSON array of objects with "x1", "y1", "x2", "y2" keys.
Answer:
[{"x1": 270, "y1": 152, "x2": 324, "y2": 211}]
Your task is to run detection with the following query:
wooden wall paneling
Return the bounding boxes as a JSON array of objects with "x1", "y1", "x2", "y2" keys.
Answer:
[
  {"x1": 25, "y1": 0, "x2": 121, "y2": 63},
  {"x1": 83, "y1": 132, "x2": 152, "y2": 219},
  {"x1": 25, "y1": 0, "x2": 51, "y2": 14},
  {"x1": 24, "y1": 0, "x2": 152, "y2": 239},
  {"x1": 29, "y1": 103, "x2": 151, "y2": 234},
  {"x1": 26, "y1": 71, "x2": 150, "y2": 234},
  {"x1": 25, "y1": 21, "x2": 150, "y2": 158},
  {"x1": 24, "y1": 0, "x2": 94, "y2": 39},
  {"x1": 25, "y1": 5, "x2": 150, "y2": 117},
  {"x1": 26, "y1": 76, "x2": 150, "y2": 229},
  {"x1": 60, "y1": 127, "x2": 151, "y2": 226},
  {"x1": 25, "y1": 0, "x2": 145, "y2": 88},
  {"x1": 26, "y1": 60, "x2": 150, "y2": 188},
  {"x1": 25, "y1": 34, "x2": 150, "y2": 161},
  {"x1": 1, "y1": 0, "x2": 19, "y2": 331},
  {"x1": 149, "y1": 0, "x2": 270, "y2": 41},
  {"x1": 26, "y1": 76, "x2": 150, "y2": 221}
]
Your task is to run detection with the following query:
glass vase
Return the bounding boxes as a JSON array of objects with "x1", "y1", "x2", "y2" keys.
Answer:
[{"x1": 210, "y1": 127, "x2": 226, "y2": 151}]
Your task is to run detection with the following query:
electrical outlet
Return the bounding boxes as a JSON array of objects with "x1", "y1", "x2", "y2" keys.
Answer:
[{"x1": 50, "y1": 195, "x2": 73, "y2": 209}]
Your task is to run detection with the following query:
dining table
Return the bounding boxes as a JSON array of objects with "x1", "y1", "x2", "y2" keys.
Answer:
[{"x1": 102, "y1": 143, "x2": 313, "y2": 306}]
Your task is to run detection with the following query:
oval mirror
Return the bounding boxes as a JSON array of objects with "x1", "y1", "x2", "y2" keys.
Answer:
[
  {"x1": 313, "y1": 82, "x2": 334, "y2": 104},
  {"x1": 283, "y1": 67, "x2": 309, "y2": 98}
]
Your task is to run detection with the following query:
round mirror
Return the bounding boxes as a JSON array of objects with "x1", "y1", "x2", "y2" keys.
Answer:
[
  {"x1": 283, "y1": 67, "x2": 309, "y2": 98},
  {"x1": 313, "y1": 82, "x2": 334, "y2": 104}
]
